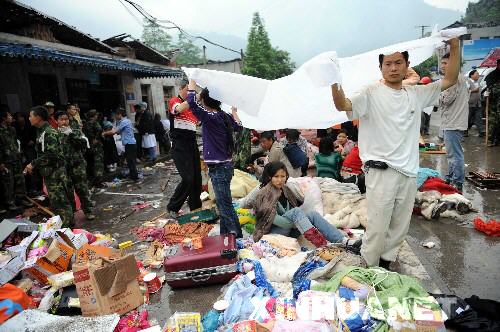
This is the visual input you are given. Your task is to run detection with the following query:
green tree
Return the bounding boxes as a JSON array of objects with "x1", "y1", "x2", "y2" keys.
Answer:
[
  {"x1": 462, "y1": 0, "x2": 500, "y2": 23},
  {"x1": 242, "y1": 12, "x2": 295, "y2": 79},
  {"x1": 176, "y1": 33, "x2": 203, "y2": 65},
  {"x1": 141, "y1": 18, "x2": 172, "y2": 53},
  {"x1": 413, "y1": 54, "x2": 438, "y2": 78}
]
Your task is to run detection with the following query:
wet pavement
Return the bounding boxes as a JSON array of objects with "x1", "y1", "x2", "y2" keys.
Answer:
[{"x1": 407, "y1": 112, "x2": 500, "y2": 302}]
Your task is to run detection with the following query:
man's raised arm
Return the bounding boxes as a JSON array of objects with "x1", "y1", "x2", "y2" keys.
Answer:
[
  {"x1": 441, "y1": 38, "x2": 460, "y2": 91},
  {"x1": 331, "y1": 83, "x2": 352, "y2": 112}
]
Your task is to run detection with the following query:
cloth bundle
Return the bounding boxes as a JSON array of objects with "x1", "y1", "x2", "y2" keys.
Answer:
[{"x1": 415, "y1": 191, "x2": 473, "y2": 220}]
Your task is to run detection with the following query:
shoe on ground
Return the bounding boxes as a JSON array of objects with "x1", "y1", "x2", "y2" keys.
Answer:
[
  {"x1": 85, "y1": 213, "x2": 96, "y2": 220},
  {"x1": 167, "y1": 209, "x2": 179, "y2": 219},
  {"x1": 0, "y1": 207, "x2": 6, "y2": 214},
  {"x1": 17, "y1": 198, "x2": 33, "y2": 207},
  {"x1": 379, "y1": 258, "x2": 392, "y2": 270},
  {"x1": 8, "y1": 202, "x2": 20, "y2": 211},
  {"x1": 344, "y1": 238, "x2": 362, "y2": 255}
]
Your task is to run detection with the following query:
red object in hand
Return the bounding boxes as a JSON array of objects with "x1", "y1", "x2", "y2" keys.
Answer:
[{"x1": 473, "y1": 217, "x2": 500, "y2": 237}]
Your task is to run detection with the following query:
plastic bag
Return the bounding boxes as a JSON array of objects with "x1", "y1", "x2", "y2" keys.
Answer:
[{"x1": 114, "y1": 310, "x2": 150, "y2": 332}]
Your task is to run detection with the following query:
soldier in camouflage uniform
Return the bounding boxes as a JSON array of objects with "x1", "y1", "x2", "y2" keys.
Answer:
[
  {"x1": 83, "y1": 109, "x2": 104, "y2": 186},
  {"x1": 234, "y1": 128, "x2": 251, "y2": 171},
  {"x1": 55, "y1": 111, "x2": 95, "y2": 220},
  {"x1": 485, "y1": 59, "x2": 500, "y2": 146},
  {"x1": 0, "y1": 110, "x2": 32, "y2": 211},
  {"x1": 24, "y1": 106, "x2": 74, "y2": 226}
]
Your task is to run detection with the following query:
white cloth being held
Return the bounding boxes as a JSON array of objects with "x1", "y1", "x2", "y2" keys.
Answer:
[{"x1": 182, "y1": 27, "x2": 466, "y2": 130}]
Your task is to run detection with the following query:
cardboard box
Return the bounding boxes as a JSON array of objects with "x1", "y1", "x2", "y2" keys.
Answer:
[
  {"x1": 75, "y1": 244, "x2": 120, "y2": 264},
  {"x1": 24, "y1": 239, "x2": 74, "y2": 284},
  {"x1": 73, "y1": 253, "x2": 143, "y2": 316},
  {"x1": 54, "y1": 229, "x2": 88, "y2": 250},
  {"x1": 0, "y1": 231, "x2": 39, "y2": 285},
  {"x1": 2, "y1": 218, "x2": 38, "y2": 233}
]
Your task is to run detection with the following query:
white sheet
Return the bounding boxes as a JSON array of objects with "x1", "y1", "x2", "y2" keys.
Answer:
[{"x1": 182, "y1": 27, "x2": 466, "y2": 130}]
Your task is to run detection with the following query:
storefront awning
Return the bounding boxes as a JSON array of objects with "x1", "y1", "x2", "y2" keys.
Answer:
[{"x1": 0, "y1": 42, "x2": 182, "y2": 78}]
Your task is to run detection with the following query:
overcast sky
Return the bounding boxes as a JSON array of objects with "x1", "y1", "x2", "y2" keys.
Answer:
[{"x1": 20, "y1": 0, "x2": 477, "y2": 63}]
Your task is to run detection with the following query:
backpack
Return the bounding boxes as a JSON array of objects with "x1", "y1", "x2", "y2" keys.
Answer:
[{"x1": 283, "y1": 143, "x2": 307, "y2": 169}]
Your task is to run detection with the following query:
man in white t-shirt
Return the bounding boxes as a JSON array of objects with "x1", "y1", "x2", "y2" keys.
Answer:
[{"x1": 331, "y1": 38, "x2": 461, "y2": 268}]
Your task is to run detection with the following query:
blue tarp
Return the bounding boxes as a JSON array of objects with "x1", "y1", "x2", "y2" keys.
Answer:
[{"x1": 0, "y1": 42, "x2": 182, "y2": 78}]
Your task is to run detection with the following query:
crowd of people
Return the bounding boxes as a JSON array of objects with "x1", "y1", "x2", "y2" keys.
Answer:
[
  {"x1": 1, "y1": 37, "x2": 499, "y2": 270},
  {"x1": 0, "y1": 100, "x2": 169, "y2": 227}
]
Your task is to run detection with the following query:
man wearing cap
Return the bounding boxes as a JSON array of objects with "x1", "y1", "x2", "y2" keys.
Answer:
[
  {"x1": 166, "y1": 80, "x2": 202, "y2": 218},
  {"x1": 135, "y1": 102, "x2": 157, "y2": 162},
  {"x1": 331, "y1": 38, "x2": 461, "y2": 268},
  {"x1": 44, "y1": 102, "x2": 58, "y2": 129}
]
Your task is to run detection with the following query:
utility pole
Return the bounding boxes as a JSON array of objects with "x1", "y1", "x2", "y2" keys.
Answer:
[
  {"x1": 415, "y1": 25, "x2": 430, "y2": 38},
  {"x1": 202, "y1": 45, "x2": 207, "y2": 65}
]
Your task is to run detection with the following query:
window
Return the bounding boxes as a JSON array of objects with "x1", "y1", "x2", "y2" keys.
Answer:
[
  {"x1": 29, "y1": 73, "x2": 59, "y2": 107},
  {"x1": 163, "y1": 86, "x2": 174, "y2": 112},
  {"x1": 479, "y1": 37, "x2": 490, "y2": 39},
  {"x1": 141, "y1": 84, "x2": 154, "y2": 113}
]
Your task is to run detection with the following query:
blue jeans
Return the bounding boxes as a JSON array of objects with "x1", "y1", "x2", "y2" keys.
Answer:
[
  {"x1": 271, "y1": 208, "x2": 344, "y2": 243},
  {"x1": 208, "y1": 162, "x2": 242, "y2": 238},
  {"x1": 443, "y1": 130, "x2": 465, "y2": 186},
  {"x1": 145, "y1": 147, "x2": 156, "y2": 161}
]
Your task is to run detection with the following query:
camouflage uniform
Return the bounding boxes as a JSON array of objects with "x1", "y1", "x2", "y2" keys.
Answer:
[
  {"x1": 0, "y1": 124, "x2": 27, "y2": 206},
  {"x1": 233, "y1": 128, "x2": 251, "y2": 170},
  {"x1": 488, "y1": 82, "x2": 500, "y2": 144},
  {"x1": 83, "y1": 119, "x2": 104, "y2": 182},
  {"x1": 59, "y1": 126, "x2": 93, "y2": 215},
  {"x1": 32, "y1": 123, "x2": 74, "y2": 226}
]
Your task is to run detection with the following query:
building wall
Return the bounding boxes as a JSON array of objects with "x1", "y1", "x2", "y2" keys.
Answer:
[
  {"x1": 0, "y1": 58, "x2": 126, "y2": 114},
  {"x1": 469, "y1": 26, "x2": 500, "y2": 40},
  {"x1": 125, "y1": 76, "x2": 182, "y2": 120},
  {"x1": 183, "y1": 59, "x2": 243, "y2": 74}
]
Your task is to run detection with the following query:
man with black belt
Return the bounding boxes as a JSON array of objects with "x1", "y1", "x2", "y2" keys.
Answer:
[
  {"x1": 166, "y1": 80, "x2": 202, "y2": 218},
  {"x1": 331, "y1": 38, "x2": 461, "y2": 268}
]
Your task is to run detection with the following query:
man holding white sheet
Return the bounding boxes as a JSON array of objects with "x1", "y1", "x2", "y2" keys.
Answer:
[{"x1": 331, "y1": 38, "x2": 461, "y2": 268}]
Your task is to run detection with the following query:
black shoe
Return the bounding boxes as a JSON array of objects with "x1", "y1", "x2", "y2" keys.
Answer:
[
  {"x1": 345, "y1": 239, "x2": 362, "y2": 255},
  {"x1": 17, "y1": 198, "x2": 33, "y2": 207},
  {"x1": 379, "y1": 258, "x2": 392, "y2": 270},
  {"x1": 8, "y1": 202, "x2": 20, "y2": 211},
  {"x1": 167, "y1": 209, "x2": 179, "y2": 219}
]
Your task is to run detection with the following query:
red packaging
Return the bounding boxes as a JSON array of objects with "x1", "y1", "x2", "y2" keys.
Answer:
[
  {"x1": 164, "y1": 234, "x2": 238, "y2": 288},
  {"x1": 143, "y1": 273, "x2": 162, "y2": 294}
]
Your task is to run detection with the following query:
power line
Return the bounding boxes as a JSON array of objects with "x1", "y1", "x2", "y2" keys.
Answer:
[
  {"x1": 117, "y1": 0, "x2": 143, "y2": 26},
  {"x1": 120, "y1": 0, "x2": 241, "y2": 55},
  {"x1": 415, "y1": 25, "x2": 430, "y2": 38}
]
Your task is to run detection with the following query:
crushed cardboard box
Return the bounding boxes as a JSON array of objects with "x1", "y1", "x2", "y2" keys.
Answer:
[{"x1": 73, "y1": 246, "x2": 143, "y2": 317}]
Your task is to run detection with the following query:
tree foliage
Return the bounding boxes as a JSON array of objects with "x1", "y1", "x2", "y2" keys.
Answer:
[
  {"x1": 413, "y1": 54, "x2": 438, "y2": 78},
  {"x1": 176, "y1": 33, "x2": 203, "y2": 65},
  {"x1": 242, "y1": 13, "x2": 295, "y2": 79},
  {"x1": 462, "y1": 0, "x2": 500, "y2": 23},
  {"x1": 141, "y1": 18, "x2": 172, "y2": 53}
]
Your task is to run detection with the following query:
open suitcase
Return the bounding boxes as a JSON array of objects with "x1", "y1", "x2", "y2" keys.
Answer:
[{"x1": 164, "y1": 234, "x2": 238, "y2": 288}]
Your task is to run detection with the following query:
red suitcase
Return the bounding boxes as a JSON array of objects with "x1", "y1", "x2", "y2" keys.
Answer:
[{"x1": 164, "y1": 234, "x2": 238, "y2": 288}]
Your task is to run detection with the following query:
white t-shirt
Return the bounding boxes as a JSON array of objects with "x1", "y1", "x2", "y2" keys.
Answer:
[{"x1": 347, "y1": 81, "x2": 441, "y2": 177}]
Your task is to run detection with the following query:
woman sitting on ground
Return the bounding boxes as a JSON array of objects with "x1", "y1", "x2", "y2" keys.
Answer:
[
  {"x1": 315, "y1": 136, "x2": 342, "y2": 180},
  {"x1": 251, "y1": 161, "x2": 361, "y2": 250},
  {"x1": 334, "y1": 129, "x2": 356, "y2": 157}
]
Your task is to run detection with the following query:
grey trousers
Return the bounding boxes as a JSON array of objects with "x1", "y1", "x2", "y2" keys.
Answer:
[{"x1": 361, "y1": 167, "x2": 417, "y2": 266}]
